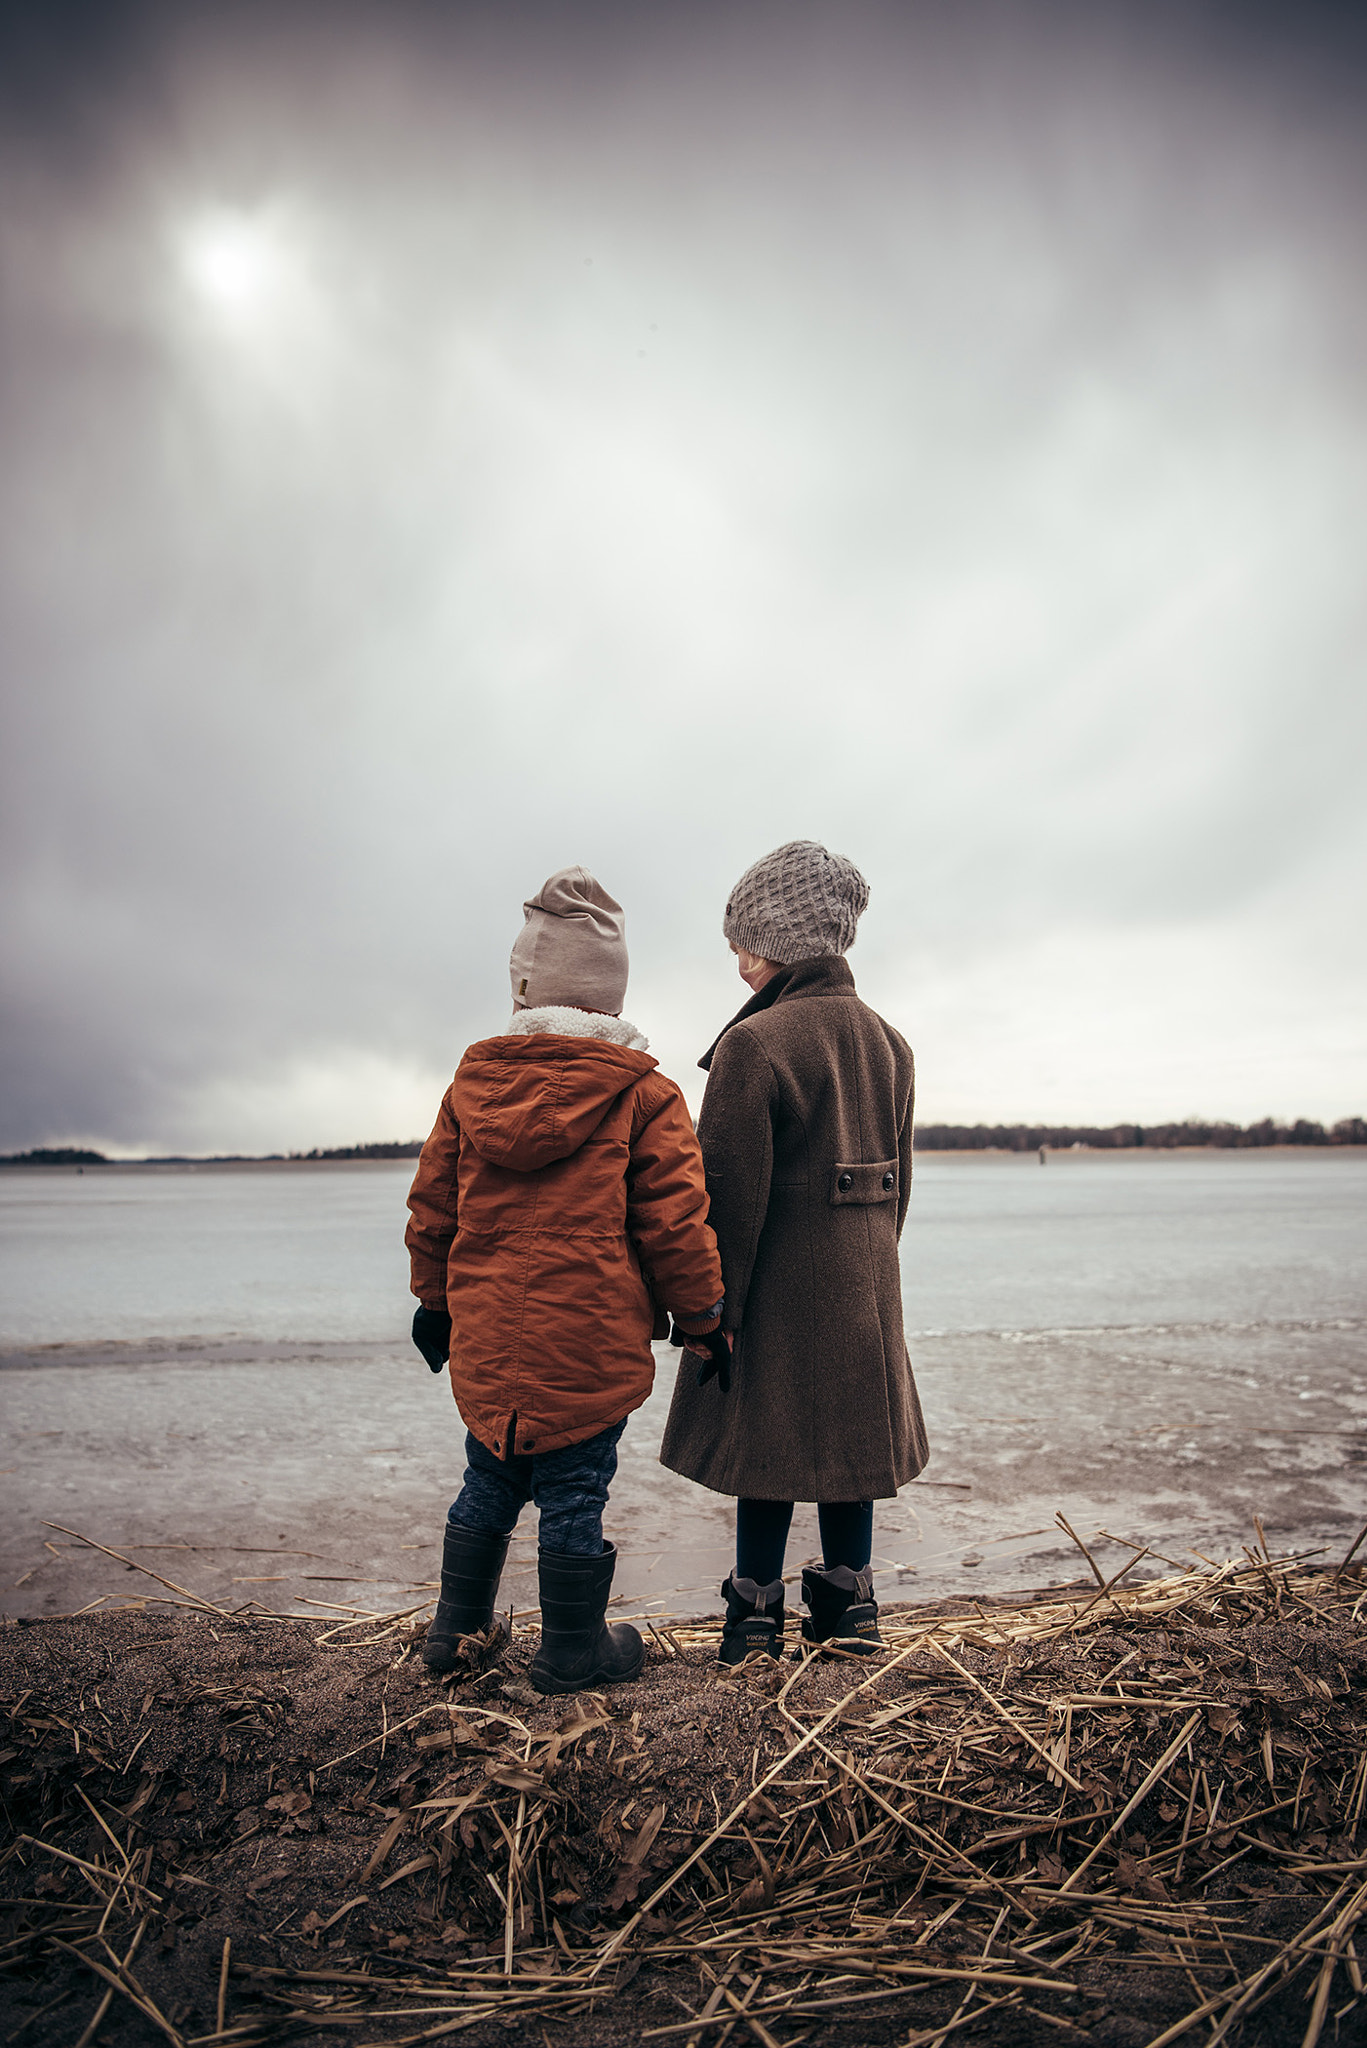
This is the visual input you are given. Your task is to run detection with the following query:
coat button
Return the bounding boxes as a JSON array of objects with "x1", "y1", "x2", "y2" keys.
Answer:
[
  {"x1": 882, "y1": 1170, "x2": 896, "y2": 1191},
  {"x1": 838, "y1": 1172, "x2": 853, "y2": 1191}
]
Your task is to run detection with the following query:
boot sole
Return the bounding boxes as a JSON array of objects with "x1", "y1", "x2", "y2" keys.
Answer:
[{"x1": 798, "y1": 1636, "x2": 883, "y2": 1658}]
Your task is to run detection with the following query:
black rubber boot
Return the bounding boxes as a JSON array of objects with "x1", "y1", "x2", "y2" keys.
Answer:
[
  {"x1": 422, "y1": 1523, "x2": 511, "y2": 1673},
  {"x1": 800, "y1": 1564, "x2": 882, "y2": 1654},
  {"x1": 529, "y1": 1542, "x2": 644, "y2": 1695},
  {"x1": 718, "y1": 1575, "x2": 785, "y2": 1664}
]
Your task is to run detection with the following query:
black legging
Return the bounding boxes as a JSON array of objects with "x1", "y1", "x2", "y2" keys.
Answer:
[{"x1": 736, "y1": 1498, "x2": 873, "y2": 1585}]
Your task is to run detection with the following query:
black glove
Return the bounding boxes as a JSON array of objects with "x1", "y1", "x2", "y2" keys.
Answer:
[
  {"x1": 692, "y1": 1327, "x2": 732, "y2": 1395},
  {"x1": 411, "y1": 1305, "x2": 452, "y2": 1373}
]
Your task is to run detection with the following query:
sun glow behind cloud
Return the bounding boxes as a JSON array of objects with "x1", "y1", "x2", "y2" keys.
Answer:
[
  {"x1": 170, "y1": 200, "x2": 344, "y2": 413},
  {"x1": 181, "y1": 210, "x2": 280, "y2": 313}
]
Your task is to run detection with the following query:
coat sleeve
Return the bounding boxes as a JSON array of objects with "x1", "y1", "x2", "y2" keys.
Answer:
[
  {"x1": 405, "y1": 1090, "x2": 461, "y2": 1308},
  {"x1": 696, "y1": 1026, "x2": 777, "y2": 1333},
  {"x1": 626, "y1": 1080, "x2": 724, "y2": 1329},
  {"x1": 896, "y1": 1046, "x2": 916, "y2": 1240}
]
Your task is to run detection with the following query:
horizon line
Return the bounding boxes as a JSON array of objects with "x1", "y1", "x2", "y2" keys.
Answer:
[{"x1": 4, "y1": 1112, "x2": 1365, "y2": 1167}]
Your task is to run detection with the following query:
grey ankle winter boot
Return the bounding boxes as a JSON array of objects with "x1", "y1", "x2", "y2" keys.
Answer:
[
  {"x1": 529, "y1": 1542, "x2": 644, "y2": 1695},
  {"x1": 422, "y1": 1523, "x2": 511, "y2": 1673},
  {"x1": 718, "y1": 1575, "x2": 785, "y2": 1664},
  {"x1": 800, "y1": 1564, "x2": 881, "y2": 1654}
]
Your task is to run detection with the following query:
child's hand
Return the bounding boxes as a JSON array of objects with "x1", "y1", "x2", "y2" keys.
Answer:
[
  {"x1": 691, "y1": 1327, "x2": 733, "y2": 1394},
  {"x1": 679, "y1": 1327, "x2": 733, "y2": 1356},
  {"x1": 411, "y1": 1305, "x2": 452, "y2": 1372}
]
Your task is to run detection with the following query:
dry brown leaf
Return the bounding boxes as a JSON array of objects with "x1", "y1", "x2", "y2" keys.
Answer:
[
  {"x1": 621, "y1": 1802, "x2": 667, "y2": 1867},
  {"x1": 264, "y1": 1789, "x2": 311, "y2": 1817},
  {"x1": 378, "y1": 1852, "x2": 438, "y2": 1891},
  {"x1": 359, "y1": 1811, "x2": 407, "y2": 1882},
  {"x1": 483, "y1": 1761, "x2": 546, "y2": 1794},
  {"x1": 121, "y1": 1773, "x2": 160, "y2": 1819}
]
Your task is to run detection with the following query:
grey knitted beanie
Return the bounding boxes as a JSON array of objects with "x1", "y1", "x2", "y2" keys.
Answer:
[
  {"x1": 722, "y1": 841, "x2": 870, "y2": 964},
  {"x1": 509, "y1": 867, "x2": 629, "y2": 1013}
]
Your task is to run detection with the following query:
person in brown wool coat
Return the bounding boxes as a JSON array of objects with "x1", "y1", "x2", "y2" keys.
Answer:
[
  {"x1": 406, "y1": 867, "x2": 724, "y2": 1694},
  {"x1": 660, "y1": 841, "x2": 929, "y2": 1662}
]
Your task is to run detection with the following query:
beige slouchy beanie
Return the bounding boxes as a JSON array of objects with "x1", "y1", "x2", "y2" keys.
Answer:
[
  {"x1": 509, "y1": 867, "x2": 629, "y2": 1014},
  {"x1": 722, "y1": 840, "x2": 870, "y2": 963}
]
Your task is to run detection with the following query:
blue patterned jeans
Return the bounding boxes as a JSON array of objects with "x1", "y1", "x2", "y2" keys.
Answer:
[{"x1": 448, "y1": 1422, "x2": 627, "y2": 1557}]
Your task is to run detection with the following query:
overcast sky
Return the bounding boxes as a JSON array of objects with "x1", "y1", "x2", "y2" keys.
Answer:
[{"x1": 2, "y1": 0, "x2": 1365, "y2": 1154}]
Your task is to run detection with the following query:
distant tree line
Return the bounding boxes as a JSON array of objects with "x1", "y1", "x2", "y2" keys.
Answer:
[
  {"x1": 0, "y1": 1142, "x2": 427, "y2": 1165},
  {"x1": 290, "y1": 1142, "x2": 424, "y2": 1160},
  {"x1": 912, "y1": 1117, "x2": 1367, "y2": 1152},
  {"x1": 0, "y1": 1147, "x2": 109, "y2": 1165}
]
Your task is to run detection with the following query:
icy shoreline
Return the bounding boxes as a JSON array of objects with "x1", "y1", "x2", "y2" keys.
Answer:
[{"x1": 3, "y1": 1330, "x2": 1363, "y2": 1627}]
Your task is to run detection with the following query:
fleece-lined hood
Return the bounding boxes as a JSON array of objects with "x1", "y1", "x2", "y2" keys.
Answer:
[{"x1": 451, "y1": 1025, "x2": 657, "y2": 1172}]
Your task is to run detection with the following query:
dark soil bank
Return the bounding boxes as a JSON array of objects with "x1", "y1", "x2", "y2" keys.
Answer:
[{"x1": 3, "y1": 1560, "x2": 1366, "y2": 2046}]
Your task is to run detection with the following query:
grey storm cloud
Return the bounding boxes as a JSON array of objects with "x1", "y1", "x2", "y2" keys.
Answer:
[{"x1": 2, "y1": 0, "x2": 1365, "y2": 1152}]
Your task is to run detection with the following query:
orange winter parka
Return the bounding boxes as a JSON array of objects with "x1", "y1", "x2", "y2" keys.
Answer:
[{"x1": 406, "y1": 1016, "x2": 723, "y2": 1459}]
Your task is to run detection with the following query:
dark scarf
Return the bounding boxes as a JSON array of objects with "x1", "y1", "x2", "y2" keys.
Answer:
[{"x1": 698, "y1": 955, "x2": 856, "y2": 1072}]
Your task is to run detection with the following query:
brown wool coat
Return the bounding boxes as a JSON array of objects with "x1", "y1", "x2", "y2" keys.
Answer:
[
  {"x1": 659, "y1": 956, "x2": 929, "y2": 1501},
  {"x1": 407, "y1": 1028, "x2": 723, "y2": 1460}
]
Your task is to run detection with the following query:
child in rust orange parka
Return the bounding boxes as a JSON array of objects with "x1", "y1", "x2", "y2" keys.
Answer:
[{"x1": 405, "y1": 866, "x2": 723, "y2": 1694}]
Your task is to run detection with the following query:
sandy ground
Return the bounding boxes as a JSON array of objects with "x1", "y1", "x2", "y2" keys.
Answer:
[{"x1": 2, "y1": 1322, "x2": 1363, "y2": 1628}]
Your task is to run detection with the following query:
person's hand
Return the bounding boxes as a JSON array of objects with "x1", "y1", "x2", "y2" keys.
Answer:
[
  {"x1": 675, "y1": 1322, "x2": 732, "y2": 1355},
  {"x1": 691, "y1": 1327, "x2": 733, "y2": 1394},
  {"x1": 411, "y1": 1305, "x2": 452, "y2": 1373},
  {"x1": 679, "y1": 1327, "x2": 733, "y2": 1356}
]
